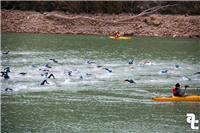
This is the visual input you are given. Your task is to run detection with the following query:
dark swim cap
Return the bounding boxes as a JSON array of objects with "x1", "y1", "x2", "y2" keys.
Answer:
[{"x1": 175, "y1": 83, "x2": 180, "y2": 87}]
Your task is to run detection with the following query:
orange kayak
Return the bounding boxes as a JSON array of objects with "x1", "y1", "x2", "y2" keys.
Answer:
[{"x1": 152, "y1": 95, "x2": 200, "y2": 102}]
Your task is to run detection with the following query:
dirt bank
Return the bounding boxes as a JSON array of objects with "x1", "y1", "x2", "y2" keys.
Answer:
[{"x1": 1, "y1": 10, "x2": 200, "y2": 37}]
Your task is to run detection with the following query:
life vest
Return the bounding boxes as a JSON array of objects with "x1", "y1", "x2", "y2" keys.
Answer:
[{"x1": 172, "y1": 87, "x2": 176, "y2": 94}]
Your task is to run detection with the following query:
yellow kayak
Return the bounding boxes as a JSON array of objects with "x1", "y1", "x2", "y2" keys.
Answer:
[
  {"x1": 109, "y1": 36, "x2": 131, "y2": 40},
  {"x1": 152, "y1": 95, "x2": 200, "y2": 102}
]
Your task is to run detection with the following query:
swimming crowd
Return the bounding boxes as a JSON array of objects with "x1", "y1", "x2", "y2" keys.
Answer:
[{"x1": 1, "y1": 50, "x2": 200, "y2": 96}]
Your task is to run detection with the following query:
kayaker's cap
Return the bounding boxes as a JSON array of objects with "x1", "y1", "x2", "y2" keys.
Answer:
[{"x1": 175, "y1": 83, "x2": 180, "y2": 87}]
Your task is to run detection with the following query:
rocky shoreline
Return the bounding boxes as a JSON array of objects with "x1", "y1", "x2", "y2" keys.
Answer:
[{"x1": 1, "y1": 10, "x2": 200, "y2": 38}]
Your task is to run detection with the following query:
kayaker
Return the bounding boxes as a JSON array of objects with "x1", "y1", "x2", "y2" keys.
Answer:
[
  {"x1": 172, "y1": 83, "x2": 189, "y2": 96},
  {"x1": 115, "y1": 31, "x2": 121, "y2": 38}
]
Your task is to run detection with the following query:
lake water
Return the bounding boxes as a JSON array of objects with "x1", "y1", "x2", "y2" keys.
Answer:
[{"x1": 1, "y1": 33, "x2": 200, "y2": 133}]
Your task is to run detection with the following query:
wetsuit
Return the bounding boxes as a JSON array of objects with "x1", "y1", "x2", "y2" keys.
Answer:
[
  {"x1": 3, "y1": 51, "x2": 9, "y2": 55},
  {"x1": 124, "y1": 79, "x2": 136, "y2": 84},
  {"x1": 5, "y1": 88, "x2": 13, "y2": 91},
  {"x1": 40, "y1": 73, "x2": 55, "y2": 85},
  {"x1": 45, "y1": 64, "x2": 52, "y2": 68},
  {"x1": 128, "y1": 59, "x2": 133, "y2": 64},
  {"x1": 4, "y1": 67, "x2": 10, "y2": 73},
  {"x1": 48, "y1": 73, "x2": 55, "y2": 79},
  {"x1": 104, "y1": 68, "x2": 112, "y2": 73},
  {"x1": 87, "y1": 61, "x2": 95, "y2": 64},
  {"x1": 19, "y1": 72, "x2": 27, "y2": 75},
  {"x1": 40, "y1": 80, "x2": 49, "y2": 85},
  {"x1": 1, "y1": 72, "x2": 9, "y2": 79},
  {"x1": 50, "y1": 59, "x2": 58, "y2": 63},
  {"x1": 68, "y1": 71, "x2": 72, "y2": 76}
]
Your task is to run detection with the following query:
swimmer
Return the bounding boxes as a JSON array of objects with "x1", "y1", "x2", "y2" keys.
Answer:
[
  {"x1": 42, "y1": 72, "x2": 55, "y2": 79},
  {"x1": 45, "y1": 64, "x2": 52, "y2": 68},
  {"x1": 139, "y1": 60, "x2": 152, "y2": 66},
  {"x1": 128, "y1": 59, "x2": 134, "y2": 64},
  {"x1": 87, "y1": 61, "x2": 95, "y2": 64},
  {"x1": 2, "y1": 51, "x2": 9, "y2": 55},
  {"x1": 160, "y1": 69, "x2": 168, "y2": 74},
  {"x1": 40, "y1": 72, "x2": 55, "y2": 85},
  {"x1": 68, "y1": 71, "x2": 72, "y2": 76},
  {"x1": 124, "y1": 79, "x2": 136, "y2": 84},
  {"x1": 144, "y1": 60, "x2": 150, "y2": 64},
  {"x1": 41, "y1": 72, "x2": 47, "y2": 77},
  {"x1": 49, "y1": 58, "x2": 59, "y2": 63},
  {"x1": 41, "y1": 72, "x2": 55, "y2": 79},
  {"x1": 64, "y1": 70, "x2": 73, "y2": 76},
  {"x1": 4, "y1": 67, "x2": 10, "y2": 73},
  {"x1": 86, "y1": 73, "x2": 92, "y2": 76},
  {"x1": 182, "y1": 76, "x2": 191, "y2": 81},
  {"x1": 104, "y1": 68, "x2": 112, "y2": 73},
  {"x1": 40, "y1": 80, "x2": 49, "y2": 85},
  {"x1": 5, "y1": 88, "x2": 13, "y2": 91},
  {"x1": 39, "y1": 69, "x2": 49, "y2": 72},
  {"x1": 1, "y1": 71, "x2": 5, "y2": 77},
  {"x1": 4, "y1": 73, "x2": 10, "y2": 79},
  {"x1": 97, "y1": 65, "x2": 103, "y2": 68},
  {"x1": 1, "y1": 72, "x2": 10, "y2": 79},
  {"x1": 193, "y1": 72, "x2": 200, "y2": 75},
  {"x1": 19, "y1": 72, "x2": 27, "y2": 75},
  {"x1": 175, "y1": 64, "x2": 180, "y2": 68},
  {"x1": 48, "y1": 73, "x2": 55, "y2": 79},
  {"x1": 32, "y1": 64, "x2": 37, "y2": 68},
  {"x1": 80, "y1": 76, "x2": 83, "y2": 80}
]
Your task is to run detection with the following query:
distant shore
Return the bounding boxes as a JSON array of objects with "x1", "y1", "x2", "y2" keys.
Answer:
[{"x1": 1, "y1": 10, "x2": 200, "y2": 38}]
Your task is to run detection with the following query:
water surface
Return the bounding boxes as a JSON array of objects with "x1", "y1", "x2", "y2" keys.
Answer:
[{"x1": 1, "y1": 33, "x2": 200, "y2": 133}]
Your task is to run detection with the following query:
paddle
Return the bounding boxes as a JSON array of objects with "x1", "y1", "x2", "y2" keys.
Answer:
[
  {"x1": 183, "y1": 85, "x2": 189, "y2": 95},
  {"x1": 196, "y1": 88, "x2": 200, "y2": 95}
]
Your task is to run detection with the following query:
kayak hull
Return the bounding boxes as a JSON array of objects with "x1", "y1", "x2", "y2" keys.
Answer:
[
  {"x1": 109, "y1": 36, "x2": 131, "y2": 40},
  {"x1": 152, "y1": 95, "x2": 200, "y2": 102}
]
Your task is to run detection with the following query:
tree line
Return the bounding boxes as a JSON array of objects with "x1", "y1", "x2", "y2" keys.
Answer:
[{"x1": 1, "y1": 1, "x2": 200, "y2": 15}]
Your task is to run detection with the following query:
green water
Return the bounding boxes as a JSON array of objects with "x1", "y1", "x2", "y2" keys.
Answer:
[{"x1": 1, "y1": 32, "x2": 200, "y2": 133}]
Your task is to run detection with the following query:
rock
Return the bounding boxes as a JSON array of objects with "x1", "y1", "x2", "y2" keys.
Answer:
[
  {"x1": 144, "y1": 15, "x2": 162, "y2": 26},
  {"x1": 152, "y1": 20, "x2": 161, "y2": 26},
  {"x1": 173, "y1": 34, "x2": 177, "y2": 38},
  {"x1": 1, "y1": 10, "x2": 199, "y2": 38}
]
